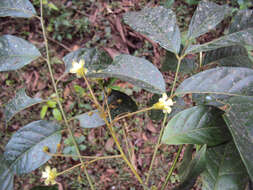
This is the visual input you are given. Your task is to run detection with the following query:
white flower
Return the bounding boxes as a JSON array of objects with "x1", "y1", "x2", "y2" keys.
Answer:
[
  {"x1": 70, "y1": 59, "x2": 88, "y2": 77},
  {"x1": 153, "y1": 93, "x2": 174, "y2": 114},
  {"x1": 41, "y1": 166, "x2": 58, "y2": 185}
]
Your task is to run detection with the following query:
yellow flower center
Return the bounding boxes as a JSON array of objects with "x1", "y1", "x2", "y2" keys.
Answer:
[{"x1": 152, "y1": 93, "x2": 174, "y2": 114}]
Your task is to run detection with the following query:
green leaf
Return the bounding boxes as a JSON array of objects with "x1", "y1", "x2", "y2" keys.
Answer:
[
  {"x1": 0, "y1": 0, "x2": 36, "y2": 18},
  {"x1": 107, "y1": 90, "x2": 138, "y2": 119},
  {"x1": 63, "y1": 48, "x2": 166, "y2": 94},
  {"x1": 177, "y1": 145, "x2": 194, "y2": 178},
  {"x1": 161, "y1": 51, "x2": 196, "y2": 74},
  {"x1": 0, "y1": 157, "x2": 13, "y2": 190},
  {"x1": 0, "y1": 35, "x2": 41, "y2": 71},
  {"x1": 229, "y1": 9, "x2": 253, "y2": 33},
  {"x1": 40, "y1": 105, "x2": 48, "y2": 119},
  {"x1": 201, "y1": 142, "x2": 248, "y2": 190},
  {"x1": 46, "y1": 100, "x2": 57, "y2": 108},
  {"x1": 175, "y1": 67, "x2": 253, "y2": 106},
  {"x1": 223, "y1": 96, "x2": 253, "y2": 181},
  {"x1": 4, "y1": 88, "x2": 43, "y2": 123},
  {"x1": 123, "y1": 6, "x2": 181, "y2": 54},
  {"x1": 52, "y1": 108, "x2": 62, "y2": 121},
  {"x1": 75, "y1": 90, "x2": 138, "y2": 128},
  {"x1": 161, "y1": 106, "x2": 230, "y2": 146},
  {"x1": 174, "y1": 145, "x2": 207, "y2": 190},
  {"x1": 203, "y1": 45, "x2": 252, "y2": 68},
  {"x1": 63, "y1": 47, "x2": 112, "y2": 75},
  {"x1": 187, "y1": 1, "x2": 231, "y2": 40},
  {"x1": 4, "y1": 120, "x2": 62, "y2": 174},
  {"x1": 186, "y1": 27, "x2": 253, "y2": 54}
]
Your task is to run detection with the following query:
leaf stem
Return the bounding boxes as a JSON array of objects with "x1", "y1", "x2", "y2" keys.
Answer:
[
  {"x1": 170, "y1": 56, "x2": 183, "y2": 97},
  {"x1": 39, "y1": 2, "x2": 94, "y2": 189},
  {"x1": 161, "y1": 145, "x2": 183, "y2": 190},
  {"x1": 145, "y1": 113, "x2": 168, "y2": 185},
  {"x1": 82, "y1": 73, "x2": 144, "y2": 185}
]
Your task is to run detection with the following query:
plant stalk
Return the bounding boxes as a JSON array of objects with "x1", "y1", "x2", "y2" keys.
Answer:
[{"x1": 39, "y1": 2, "x2": 94, "y2": 189}]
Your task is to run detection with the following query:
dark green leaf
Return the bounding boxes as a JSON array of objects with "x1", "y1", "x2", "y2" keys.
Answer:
[
  {"x1": 0, "y1": 35, "x2": 41, "y2": 71},
  {"x1": 123, "y1": 6, "x2": 181, "y2": 54},
  {"x1": 0, "y1": 157, "x2": 13, "y2": 190},
  {"x1": 174, "y1": 145, "x2": 207, "y2": 190},
  {"x1": 63, "y1": 47, "x2": 112, "y2": 74},
  {"x1": 187, "y1": 1, "x2": 231, "y2": 40},
  {"x1": 76, "y1": 90, "x2": 138, "y2": 128},
  {"x1": 161, "y1": 106, "x2": 230, "y2": 145},
  {"x1": 201, "y1": 142, "x2": 248, "y2": 190},
  {"x1": 229, "y1": 9, "x2": 253, "y2": 33},
  {"x1": 161, "y1": 51, "x2": 196, "y2": 74},
  {"x1": 52, "y1": 108, "x2": 62, "y2": 121},
  {"x1": 0, "y1": 0, "x2": 36, "y2": 18},
  {"x1": 63, "y1": 48, "x2": 166, "y2": 94},
  {"x1": 4, "y1": 120, "x2": 62, "y2": 174},
  {"x1": 175, "y1": 67, "x2": 253, "y2": 106},
  {"x1": 4, "y1": 88, "x2": 43, "y2": 123},
  {"x1": 107, "y1": 90, "x2": 138, "y2": 119},
  {"x1": 203, "y1": 45, "x2": 252, "y2": 68},
  {"x1": 186, "y1": 27, "x2": 253, "y2": 54},
  {"x1": 30, "y1": 185, "x2": 58, "y2": 190},
  {"x1": 177, "y1": 144, "x2": 194, "y2": 178},
  {"x1": 223, "y1": 96, "x2": 253, "y2": 180}
]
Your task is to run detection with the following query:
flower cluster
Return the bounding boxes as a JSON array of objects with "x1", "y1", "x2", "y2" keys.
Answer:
[
  {"x1": 70, "y1": 59, "x2": 88, "y2": 78},
  {"x1": 153, "y1": 93, "x2": 174, "y2": 114},
  {"x1": 41, "y1": 166, "x2": 58, "y2": 185}
]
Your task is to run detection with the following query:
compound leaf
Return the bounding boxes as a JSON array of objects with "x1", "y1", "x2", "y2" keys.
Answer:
[
  {"x1": 223, "y1": 96, "x2": 253, "y2": 181},
  {"x1": 175, "y1": 67, "x2": 253, "y2": 106},
  {"x1": 4, "y1": 120, "x2": 62, "y2": 174},
  {"x1": 123, "y1": 6, "x2": 181, "y2": 54},
  {"x1": 4, "y1": 88, "x2": 43, "y2": 123},
  {"x1": 201, "y1": 142, "x2": 248, "y2": 190},
  {"x1": 174, "y1": 145, "x2": 207, "y2": 190},
  {"x1": 162, "y1": 106, "x2": 230, "y2": 146},
  {"x1": 0, "y1": 157, "x2": 13, "y2": 190},
  {"x1": 75, "y1": 90, "x2": 138, "y2": 128},
  {"x1": 203, "y1": 45, "x2": 252, "y2": 68},
  {"x1": 0, "y1": 35, "x2": 41, "y2": 72},
  {"x1": 0, "y1": 0, "x2": 36, "y2": 18},
  {"x1": 63, "y1": 48, "x2": 165, "y2": 94},
  {"x1": 187, "y1": 1, "x2": 231, "y2": 40}
]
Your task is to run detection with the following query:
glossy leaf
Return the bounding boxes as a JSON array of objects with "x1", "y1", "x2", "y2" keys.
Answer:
[
  {"x1": 223, "y1": 96, "x2": 253, "y2": 180},
  {"x1": 0, "y1": 0, "x2": 36, "y2": 18},
  {"x1": 4, "y1": 120, "x2": 61, "y2": 174},
  {"x1": 175, "y1": 67, "x2": 253, "y2": 106},
  {"x1": 161, "y1": 51, "x2": 196, "y2": 74},
  {"x1": 0, "y1": 35, "x2": 41, "y2": 71},
  {"x1": 63, "y1": 48, "x2": 166, "y2": 94},
  {"x1": 174, "y1": 145, "x2": 207, "y2": 190},
  {"x1": 4, "y1": 88, "x2": 43, "y2": 123},
  {"x1": 203, "y1": 45, "x2": 252, "y2": 68},
  {"x1": 123, "y1": 6, "x2": 181, "y2": 54},
  {"x1": 201, "y1": 142, "x2": 248, "y2": 190},
  {"x1": 187, "y1": 1, "x2": 231, "y2": 40},
  {"x1": 185, "y1": 27, "x2": 253, "y2": 54},
  {"x1": 177, "y1": 145, "x2": 194, "y2": 178},
  {"x1": 229, "y1": 9, "x2": 253, "y2": 33},
  {"x1": 161, "y1": 106, "x2": 230, "y2": 145},
  {"x1": 0, "y1": 157, "x2": 13, "y2": 190},
  {"x1": 76, "y1": 90, "x2": 138, "y2": 128}
]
